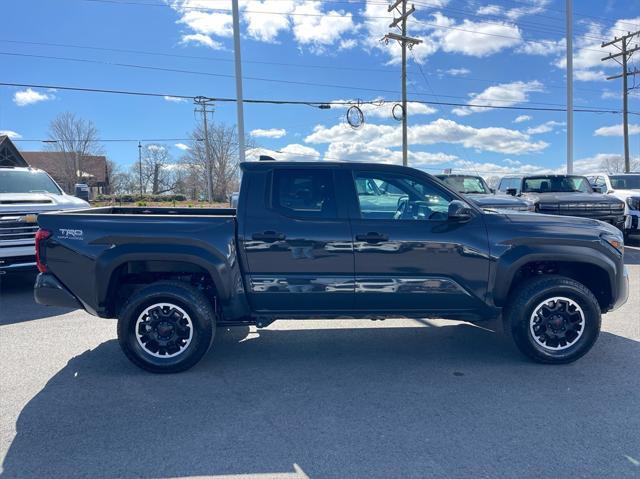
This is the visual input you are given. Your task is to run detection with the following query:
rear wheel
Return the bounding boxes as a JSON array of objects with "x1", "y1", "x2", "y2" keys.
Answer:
[
  {"x1": 117, "y1": 281, "x2": 216, "y2": 373},
  {"x1": 506, "y1": 275, "x2": 601, "y2": 364}
]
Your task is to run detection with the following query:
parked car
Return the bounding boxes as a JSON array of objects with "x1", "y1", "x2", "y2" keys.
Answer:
[
  {"x1": 497, "y1": 174, "x2": 625, "y2": 229},
  {"x1": 435, "y1": 174, "x2": 533, "y2": 211},
  {"x1": 34, "y1": 161, "x2": 628, "y2": 373},
  {"x1": 0, "y1": 167, "x2": 89, "y2": 274},
  {"x1": 586, "y1": 173, "x2": 640, "y2": 239}
]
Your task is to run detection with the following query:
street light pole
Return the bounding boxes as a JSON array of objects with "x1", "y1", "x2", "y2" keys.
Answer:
[{"x1": 138, "y1": 141, "x2": 143, "y2": 197}]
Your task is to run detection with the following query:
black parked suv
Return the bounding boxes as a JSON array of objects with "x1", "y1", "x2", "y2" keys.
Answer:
[{"x1": 498, "y1": 174, "x2": 625, "y2": 228}]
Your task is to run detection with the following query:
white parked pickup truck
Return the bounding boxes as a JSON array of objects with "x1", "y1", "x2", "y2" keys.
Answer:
[
  {"x1": 587, "y1": 173, "x2": 640, "y2": 239},
  {"x1": 0, "y1": 167, "x2": 89, "y2": 274}
]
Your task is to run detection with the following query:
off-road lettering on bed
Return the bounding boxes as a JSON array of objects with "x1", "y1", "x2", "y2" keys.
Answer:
[{"x1": 34, "y1": 161, "x2": 629, "y2": 373}]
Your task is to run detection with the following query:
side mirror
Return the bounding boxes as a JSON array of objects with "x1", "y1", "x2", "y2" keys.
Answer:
[
  {"x1": 505, "y1": 188, "x2": 517, "y2": 196},
  {"x1": 592, "y1": 186, "x2": 605, "y2": 193},
  {"x1": 448, "y1": 200, "x2": 473, "y2": 221},
  {"x1": 489, "y1": 188, "x2": 495, "y2": 194}
]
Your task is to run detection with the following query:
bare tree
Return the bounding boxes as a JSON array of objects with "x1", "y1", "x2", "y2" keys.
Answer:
[
  {"x1": 601, "y1": 154, "x2": 640, "y2": 173},
  {"x1": 139, "y1": 144, "x2": 177, "y2": 194},
  {"x1": 184, "y1": 123, "x2": 248, "y2": 202},
  {"x1": 47, "y1": 112, "x2": 102, "y2": 191}
]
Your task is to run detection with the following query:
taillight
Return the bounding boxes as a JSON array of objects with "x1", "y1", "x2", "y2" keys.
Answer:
[{"x1": 35, "y1": 229, "x2": 51, "y2": 273}]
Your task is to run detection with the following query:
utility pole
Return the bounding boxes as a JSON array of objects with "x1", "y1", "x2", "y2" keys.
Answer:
[
  {"x1": 383, "y1": 0, "x2": 421, "y2": 167},
  {"x1": 231, "y1": 0, "x2": 246, "y2": 163},
  {"x1": 194, "y1": 97, "x2": 215, "y2": 202},
  {"x1": 138, "y1": 141, "x2": 143, "y2": 197},
  {"x1": 566, "y1": 0, "x2": 573, "y2": 174},
  {"x1": 602, "y1": 30, "x2": 640, "y2": 173}
]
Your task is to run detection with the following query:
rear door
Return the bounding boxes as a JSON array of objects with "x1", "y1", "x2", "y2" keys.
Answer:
[
  {"x1": 346, "y1": 168, "x2": 491, "y2": 314},
  {"x1": 240, "y1": 166, "x2": 354, "y2": 313}
]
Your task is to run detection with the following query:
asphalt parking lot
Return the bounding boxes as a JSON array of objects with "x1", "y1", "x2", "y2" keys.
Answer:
[{"x1": 1, "y1": 247, "x2": 639, "y2": 479}]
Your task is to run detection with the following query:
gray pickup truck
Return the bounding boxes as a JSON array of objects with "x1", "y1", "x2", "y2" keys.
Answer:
[{"x1": 35, "y1": 161, "x2": 628, "y2": 373}]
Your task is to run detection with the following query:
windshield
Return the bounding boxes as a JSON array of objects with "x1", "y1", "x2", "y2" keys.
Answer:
[
  {"x1": 438, "y1": 175, "x2": 489, "y2": 194},
  {"x1": 0, "y1": 170, "x2": 62, "y2": 194},
  {"x1": 609, "y1": 175, "x2": 640, "y2": 190},
  {"x1": 522, "y1": 176, "x2": 592, "y2": 193}
]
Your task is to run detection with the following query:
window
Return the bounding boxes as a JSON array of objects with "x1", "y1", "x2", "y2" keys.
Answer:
[
  {"x1": 354, "y1": 171, "x2": 452, "y2": 220},
  {"x1": 438, "y1": 176, "x2": 489, "y2": 194},
  {"x1": 498, "y1": 178, "x2": 518, "y2": 192},
  {"x1": 271, "y1": 169, "x2": 337, "y2": 218},
  {"x1": 0, "y1": 170, "x2": 62, "y2": 194},
  {"x1": 609, "y1": 174, "x2": 640, "y2": 190},
  {"x1": 522, "y1": 176, "x2": 592, "y2": 193}
]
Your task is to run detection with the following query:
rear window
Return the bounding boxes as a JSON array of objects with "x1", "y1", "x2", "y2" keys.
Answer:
[
  {"x1": 271, "y1": 169, "x2": 337, "y2": 219},
  {"x1": 523, "y1": 176, "x2": 592, "y2": 193},
  {"x1": 0, "y1": 170, "x2": 62, "y2": 194}
]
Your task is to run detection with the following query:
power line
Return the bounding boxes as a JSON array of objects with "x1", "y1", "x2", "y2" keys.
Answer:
[
  {"x1": 0, "y1": 51, "x2": 622, "y2": 109},
  {"x1": 1, "y1": 81, "x2": 635, "y2": 114},
  {"x1": 59, "y1": 0, "x2": 608, "y2": 52},
  {"x1": 0, "y1": 38, "x2": 619, "y2": 96}
]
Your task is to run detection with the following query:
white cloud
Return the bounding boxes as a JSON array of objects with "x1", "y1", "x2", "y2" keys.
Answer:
[
  {"x1": 331, "y1": 98, "x2": 436, "y2": 119},
  {"x1": 250, "y1": 128, "x2": 287, "y2": 138},
  {"x1": 146, "y1": 144, "x2": 166, "y2": 152},
  {"x1": 477, "y1": 4, "x2": 502, "y2": 16},
  {"x1": 180, "y1": 33, "x2": 224, "y2": 49},
  {"x1": 0, "y1": 130, "x2": 21, "y2": 139},
  {"x1": 431, "y1": 13, "x2": 523, "y2": 57},
  {"x1": 280, "y1": 143, "x2": 320, "y2": 160},
  {"x1": 324, "y1": 141, "x2": 456, "y2": 166},
  {"x1": 245, "y1": 0, "x2": 293, "y2": 42},
  {"x1": 504, "y1": 0, "x2": 550, "y2": 20},
  {"x1": 291, "y1": 1, "x2": 355, "y2": 52},
  {"x1": 555, "y1": 17, "x2": 640, "y2": 82},
  {"x1": 452, "y1": 80, "x2": 543, "y2": 116},
  {"x1": 246, "y1": 144, "x2": 320, "y2": 161},
  {"x1": 175, "y1": 143, "x2": 191, "y2": 151},
  {"x1": 445, "y1": 68, "x2": 470, "y2": 76},
  {"x1": 164, "y1": 95, "x2": 188, "y2": 103},
  {"x1": 518, "y1": 38, "x2": 564, "y2": 56},
  {"x1": 526, "y1": 120, "x2": 565, "y2": 135},
  {"x1": 513, "y1": 115, "x2": 532, "y2": 123},
  {"x1": 306, "y1": 118, "x2": 548, "y2": 156},
  {"x1": 594, "y1": 123, "x2": 640, "y2": 137},
  {"x1": 601, "y1": 90, "x2": 619, "y2": 100},
  {"x1": 13, "y1": 88, "x2": 54, "y2": 106}
]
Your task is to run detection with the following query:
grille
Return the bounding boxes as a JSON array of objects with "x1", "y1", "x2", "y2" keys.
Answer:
[
  {"x1": 538, "y1": 203, "x2": 620, "y2": 216},
  {"x1": 0, "y1": 213, "x2": 39, "y2": 245}
]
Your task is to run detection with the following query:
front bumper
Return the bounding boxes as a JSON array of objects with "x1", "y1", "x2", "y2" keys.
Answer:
[
  {"x1": 625, "y1": 211, "x2": 640, "y2": 235},
  {"x1": 34, "y1": 273, "x2": 82, "y2": 309},
  {"x1": 0, "y1": 255, "x2": 36, "y2": 274}
]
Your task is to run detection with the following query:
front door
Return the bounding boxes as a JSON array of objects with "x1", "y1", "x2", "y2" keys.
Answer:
[
  {"x1": 348, "y1": 169, "x2": 490, "y2": 314},
  {"x1": 241, "y1": 167, "x2": 354, "y2": 313}
]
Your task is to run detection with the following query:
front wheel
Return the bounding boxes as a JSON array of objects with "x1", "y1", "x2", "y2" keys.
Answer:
[
  {"x1": 506, "y1": 275, "x2": 601, "y2": 364},
  {"x1": 117, "y1": 281, "x2": 216, "y2": 373}
]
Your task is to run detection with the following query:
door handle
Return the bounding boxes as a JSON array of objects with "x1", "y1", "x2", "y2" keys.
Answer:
[
  {"x1": 252, "y1": 231, "x2": 286, "y2": 242},
  {"x1": 355, "y1": 232, "x2": 389, "y2": 242}
]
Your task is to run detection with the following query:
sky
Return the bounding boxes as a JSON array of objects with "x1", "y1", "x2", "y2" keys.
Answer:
[{"x1": 1, "y1": 0, "x2": 639, "y2": 178}]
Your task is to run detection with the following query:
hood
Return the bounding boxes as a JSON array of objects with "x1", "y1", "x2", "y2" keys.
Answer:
[
  {"x1": 466, "y1": 193, "x2": 528, "y2": 207},
  {"x1": 0, "y1": 192, "x2": 89, "y2": 213},
  {"x1": 522, "y1": 191, "x2": 622, "y2": 204},
  {"x1": 608, "y1": 189, "x2": 640, "y2": 199},
  {"x1": 494, "y1": 207, "x2": 622, "y2": 236}
]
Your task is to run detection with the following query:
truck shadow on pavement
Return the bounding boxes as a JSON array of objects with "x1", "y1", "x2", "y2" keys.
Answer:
[
  {"x1": 3, "y1": 324, "x2": 640, "y2": 479},
  {"x1": 0, "y1": 271, "x2": 76, "y2": 325}
]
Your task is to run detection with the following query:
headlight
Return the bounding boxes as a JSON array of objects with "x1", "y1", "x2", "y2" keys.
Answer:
[
  {"x1": 626, "y1": 197, "x2": 640, "y2": 211},
  {"x1": 612, "y1": 201, "x2": 625, "y2": 210},
  {"x1": 600, "y1": 232, "x2": 624, "y2": 256}
]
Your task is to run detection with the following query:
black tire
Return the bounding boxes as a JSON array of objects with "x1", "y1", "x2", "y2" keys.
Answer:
[
  {"x1": 117, "y1": 281, "x2": 216, "y2": 373},
  {"x1": 505, "y1": 275, "x2": 601, "y2": 364}
]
